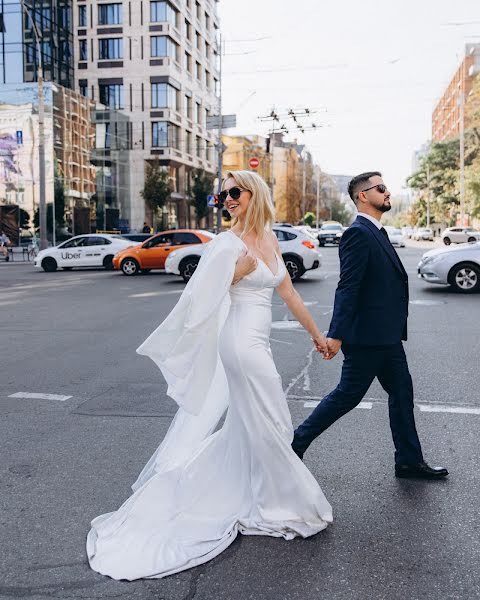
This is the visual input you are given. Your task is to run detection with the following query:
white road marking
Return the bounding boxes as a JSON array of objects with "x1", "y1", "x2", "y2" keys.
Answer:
[
  {"x1": 129, "y1": 290, "x2": 182, "y2": 298},
  {"x1": 9, "y1": 392, "x2": 72, "y2": 401},
  {"x1": 302, "y1": 400, "x2": 373, "y2": 409},
  {"x1": 419, "y1": 404, "x2": 480, "y2": 416},
  {"x1": 285, "y1": 347, "x2": 316, "y2": 395}
]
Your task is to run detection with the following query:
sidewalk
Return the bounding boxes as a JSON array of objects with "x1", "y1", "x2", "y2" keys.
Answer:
[{"x1": 404, "y1": 237, "x2": 443, "y2": 250}]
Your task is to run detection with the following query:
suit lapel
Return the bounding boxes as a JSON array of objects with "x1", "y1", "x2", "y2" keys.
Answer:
[{"x1": 356, "y1": 216, "x2": 407, "y2": 277}]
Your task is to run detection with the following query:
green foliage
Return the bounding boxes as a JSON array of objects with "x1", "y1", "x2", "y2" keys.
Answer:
[
  {"x1": 189, "y1": 168, "x2": 215, "y2": 222},
  {"x1": 141, "y1": 160, "x2": 173, "y2": 211},
  {"x1": 331, "y1": 200, "x2": 353, "y2": 225},
  {"x1": 303, "y1": 211, "x2": 315, "y2": 226}
]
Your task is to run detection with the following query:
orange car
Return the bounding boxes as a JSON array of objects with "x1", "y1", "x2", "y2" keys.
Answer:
[{"x1": 113, "y1": 229, "x2": 214, "y2": 276}]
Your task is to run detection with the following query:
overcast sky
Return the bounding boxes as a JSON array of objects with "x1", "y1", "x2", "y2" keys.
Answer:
[{"x1": 218, "y1": 0, "x2": 480, "y2": 194}]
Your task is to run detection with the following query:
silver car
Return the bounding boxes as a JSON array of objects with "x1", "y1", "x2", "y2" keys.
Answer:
[{"x1": 418, "y1": 242, "x2": 480, "y2": 293}]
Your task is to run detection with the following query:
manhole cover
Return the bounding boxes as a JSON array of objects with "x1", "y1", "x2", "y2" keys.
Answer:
[
  {"x1": 271, "y1": 320, "x2": 302, "y2": 330},
  {"x1": 409, "y1": 300, "x2": 446, "y2": 306}
]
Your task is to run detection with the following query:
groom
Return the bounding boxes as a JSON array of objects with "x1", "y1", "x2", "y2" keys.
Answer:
[{"x1": 292, "y1": 172, "x2": 448, "y2": 479}]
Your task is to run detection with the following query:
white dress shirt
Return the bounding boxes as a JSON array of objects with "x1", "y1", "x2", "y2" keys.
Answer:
[{"x1": 357, "y1": 212, "x2": 382, "y2": 230}]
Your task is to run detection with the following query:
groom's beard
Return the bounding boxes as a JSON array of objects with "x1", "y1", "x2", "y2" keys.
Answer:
[{"x1": 379, "y1": 202, "x2": 392, "y2": 213}]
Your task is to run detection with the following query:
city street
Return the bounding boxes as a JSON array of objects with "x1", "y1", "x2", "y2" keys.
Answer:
[{"x1": 1, "y1": 246, "x2": 479, "y2": 600}]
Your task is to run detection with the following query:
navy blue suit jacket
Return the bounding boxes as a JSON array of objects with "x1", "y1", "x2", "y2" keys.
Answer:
[{"x1": 327, "y1": 216, "x2": 409, "y2": 346}]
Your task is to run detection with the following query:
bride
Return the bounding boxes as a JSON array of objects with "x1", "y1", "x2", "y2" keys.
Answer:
[{"x1": 87, "y1": 170, "x2": 333, "y2": 580}]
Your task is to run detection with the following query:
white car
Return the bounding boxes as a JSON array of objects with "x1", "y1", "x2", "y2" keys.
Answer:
[
  {"x1": 441, "y1": 227, "x2": 480, "y2": 246},
  {"x1": 413, "y1": 227, "x2": 434, "y2": 241},
  {"x1": 401, "y1": 226, "x2": 414, "y2": 238},
  {"x1": 165, "y1": 226, "x2": 322, "y2": 282},
  {"x1": 417, "y1": 241, "x2": 480, "y2": 293},
  {"x1": 384, "y1": 226, "x2": 405, "y2": 248},
  {"x1": 34, "y1": 234, "x2": 138, "y2": 272}
]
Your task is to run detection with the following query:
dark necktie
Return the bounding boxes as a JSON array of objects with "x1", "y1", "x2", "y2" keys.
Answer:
[{"x1": 380, "y1": 227, "x2": 389, "y2": 240}]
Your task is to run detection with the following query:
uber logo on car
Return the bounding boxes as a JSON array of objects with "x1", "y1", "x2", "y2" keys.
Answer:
[{"x1": 61, "y1": 252, "x2": 81, "y2": 259}]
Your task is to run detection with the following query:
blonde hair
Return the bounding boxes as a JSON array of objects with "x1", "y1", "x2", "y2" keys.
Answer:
[{"x1": 222, "y1": 170, "x2": 275, "y2": 239}]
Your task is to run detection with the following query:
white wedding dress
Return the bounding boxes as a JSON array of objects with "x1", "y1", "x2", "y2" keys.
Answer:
[{"x1": 87, "y1": 231, "x2": 332, "y2": 581}]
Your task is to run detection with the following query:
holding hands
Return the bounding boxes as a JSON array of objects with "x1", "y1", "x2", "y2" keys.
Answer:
[{"x1": 312, "y1": 334, "x2": 342, "y2": 360}]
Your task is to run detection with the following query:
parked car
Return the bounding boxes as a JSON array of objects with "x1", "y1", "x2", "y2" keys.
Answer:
[
  {"x1": 317, "y1": 222, "x2": 344, "y2": 246},
  {"x1": 413, "y1": 227, "x2": 434, "y2": 241},
  {"x1": 384, "y1": 226, "x2": 405, "y2": 248},
  {"x1": 441, "y1": 227, "x2": 480, "y2": 245},
  {"x1": 113, "y1": 229, "x2": 214, "y2": 276},
  {"x1": 417, "y1": 241, "x2": 480, "y2": 293},
  {"x1": 165, "y1": 226, "x2": 322, "y2": 282},
  {"x1": 401, "y1": 226, "x2": 414, "y2": 238},
  {"x1": 34, "y1": 234, "x2": 138, "y2": 272},
  {"x1": 293, "y1": 226, "x2": 320, "y2": 246}
]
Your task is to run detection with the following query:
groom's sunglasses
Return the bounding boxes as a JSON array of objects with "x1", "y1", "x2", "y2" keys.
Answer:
[
  {"x1": 218, "y1": 186, "x2": 248, "y2": 204},
  {"x1": 361, "y1": 183, "x2": 387, "y2": 194}
]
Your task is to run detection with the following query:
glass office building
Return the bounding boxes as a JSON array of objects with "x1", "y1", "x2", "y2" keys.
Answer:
[{"x1": 0, "y1": 0, "x2": 73, "y2": 88}]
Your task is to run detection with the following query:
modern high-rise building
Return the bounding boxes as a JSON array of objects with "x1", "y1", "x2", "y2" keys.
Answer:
[
  {"x1": 0, "y1": 0, "x2": 74, "y2": 87},
  {"x1": 432, "y1": 43, "x2": 480, "y2": 142},
  {"x1": 73, "y1": 0, "x2": 220, "y2": 230}
]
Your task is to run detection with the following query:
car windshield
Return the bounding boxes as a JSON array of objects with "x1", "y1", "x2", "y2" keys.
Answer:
[
  {"x1": 321, "y1": 224, "x2": 342, "y2": 231},
  {"x1": 198, "y1": 230, "x2": 216, "y2": 239}
]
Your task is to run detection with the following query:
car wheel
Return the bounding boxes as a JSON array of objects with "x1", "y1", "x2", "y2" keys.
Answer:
[
  {"x1": 141, "y1": 268, "x2": 152, "y2": 274},
  {"x1": 179, "y1": 257, "x2": 200, "y2": 282},
  {"x1": 468, "y1": 237, "x2": 476, "y2": 243},
  {"x1": 448, "y1": 263, "x2": 480, "y2": 293},
  {"x1": 42, "y1": 257, "x2": 57, "y2": 272},
  {"x1": 443, "y1": 237, "x2": 451, "y2": 245},
  {"x1": 121, "y1": 257, "x2": 140, "y2": 276},
  {"x1": 103, "y1": 255, "x2": 114, "y2": 270},
  {"x1": 62, "y1": 267, "x2": 73, "y2": 271},
  {"x1": 283, "y1": 256, "x2": 304, "y2": 281}
]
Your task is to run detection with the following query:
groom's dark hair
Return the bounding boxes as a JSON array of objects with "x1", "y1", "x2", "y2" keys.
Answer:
[{"x1": 348, "y1": 172, "x2": 382, "y2": 205}]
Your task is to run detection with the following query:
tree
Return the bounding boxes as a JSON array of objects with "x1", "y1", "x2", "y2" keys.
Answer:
[
  {"x1": 19, "y1": 208, "x2": 30, "y2": 229},
  {"x1": 141, "y1": 160, "x2": 173, "y2": 217},
  {"x1": 331, "y1": 200, "x2": 353, "y2": 225},
  {"x1": 189, "y1": 168, "x2": 215, "y2": 226},
  {"x1": 303, "y1": 211, "x2": 315, "y2": 226}
]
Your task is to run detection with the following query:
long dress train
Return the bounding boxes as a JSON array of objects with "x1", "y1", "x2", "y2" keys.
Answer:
[{"x1": 86, "y1": 231, "x2": 332, "y2": 580}]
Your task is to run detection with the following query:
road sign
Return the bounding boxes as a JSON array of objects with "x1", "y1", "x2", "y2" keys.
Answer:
[
  {"x1": 249, "y1": 157, "x2": 259, "y2": 169},
  {"x1": 207, "y1": 194, "x2": 217, "y2": 207},
  {"x1": 16, "y1": 130, "x2": 23, "y2": 145}
]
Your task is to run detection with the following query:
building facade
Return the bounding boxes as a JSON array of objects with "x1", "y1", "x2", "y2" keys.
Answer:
[
  {"x1": 73, "y1": 0, "x2": 220, "y2": 230},
  {"x1": 0, "y1": 0, "x2": 74, "y2": 87},
  {"x1": 222, "y1": 134, "x2": 272, "y2": 186},
  {"x1": 0, "y1": 82, "x2": 130, "y2": 236},
  {"x1": 432, "y1": 43, "x2": 480, "y2": 142}
]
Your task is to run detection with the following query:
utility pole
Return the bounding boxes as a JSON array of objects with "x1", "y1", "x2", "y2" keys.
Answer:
[
  {"x1": 426, "y1": 163, "x2": 431, "y2": 228},
  {"x1": 215, "y1": 33, "x2": 223, "y2": 232},
  {"x1": 20, "y1": 1, "x2": 47, "y2": 249},
  {"x1": 459, "y1": 89, "x2": 465, "y2": 226},
  {"x1": 315, "y1": 167, "x2": 320, "y2": 230},
  {"x1": 301, "y1": 153, "x2": 306, "y2": 221}
]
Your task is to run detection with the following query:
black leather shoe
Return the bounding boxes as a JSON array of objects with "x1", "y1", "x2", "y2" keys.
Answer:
[{"x1": 395, "y1": 461, "x2": 448, "y2": 479}]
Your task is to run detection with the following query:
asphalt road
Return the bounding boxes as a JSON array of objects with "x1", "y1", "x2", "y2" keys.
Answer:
[{"x1": 1, "y1": 245, "x2": 479, "y2": 600}]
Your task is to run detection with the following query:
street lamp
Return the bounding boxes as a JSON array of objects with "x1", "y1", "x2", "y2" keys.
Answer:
[{"x1": 20, "y1": 1, "x2": 48, "y2": 249}]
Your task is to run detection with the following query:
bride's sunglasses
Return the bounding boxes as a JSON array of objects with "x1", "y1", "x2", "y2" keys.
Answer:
[
  {"x1": 218, "y1": 186, "x2": 248, "y2": 204},
  {"x1": 361, "y1": 183, "x2": 387, "y2": 194}
]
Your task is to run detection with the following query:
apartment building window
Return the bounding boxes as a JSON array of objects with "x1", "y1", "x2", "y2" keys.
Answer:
[
  {"x1": 195, "y1": 1, "x2": 201, "y2": 21},
  {"x1": 151, "y1": 36, "x2": 178, "y2": 60},
  {"x1": 150, "y1": 1, "x2": 178, "y2": 27},
  {"x1": 205, "y1": 12, "x2": 210, "y2": 32},
  {"x1": 99, "y1": 38, "x2": 123, "y2": 59},
  {"x1": 184, "y1": 51, "x2": 192, "y2": 73},
  {"x1": 79, "y1": 82, "x2": 88, "y2": 97},
  {"x1": 196, "y1": 135, "x2": 203, "y2": 159},
  {"x1": 25, "y1": 43, "x2": 35, "y2": 63},
  {"x1": 151, "y1": 83, "x2": 178, "y2": 110},
  {"x1": 184, "y1": 94, "x2": 192, "y2": 118},
  {"x1": 152, "y1": 121, "x2": 179, "y2": 148},
  {"x1": 42, "y1": 41, "x2": 52, "y2": 64},
  {"x1": 59, "y1": 5, "x2": 71, "y2": 28},
  {"x1": 99, "y1": 83, "x2": 124, "y2": 109},
  {"x1": 214, "y1": 78, "x2": 219, "y2": 95},
  {"x1": 195, "y1": 61, "x2": 201, "y2": 81},
  {"x1": 184, "y1": 19, "x2": 191, "y2": 42},
  {"x1": 195, "y1": 101, "x2": 201, "y2": 124},
  {"x1": 98, "y1": 4, "x2": 122, "y2": 25},
  {"x1": 78, "y1": 5, "x2": 87, "y2": 27},
  {"x1": 195, "y1": 31, "x2": 201, "y2": 51},
  {"x1": 186, "y1": 130, "x2": 192, "y2": 154},
  {"x1": 79, "y1": 39, "x2": 88, "y2": 61}
]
